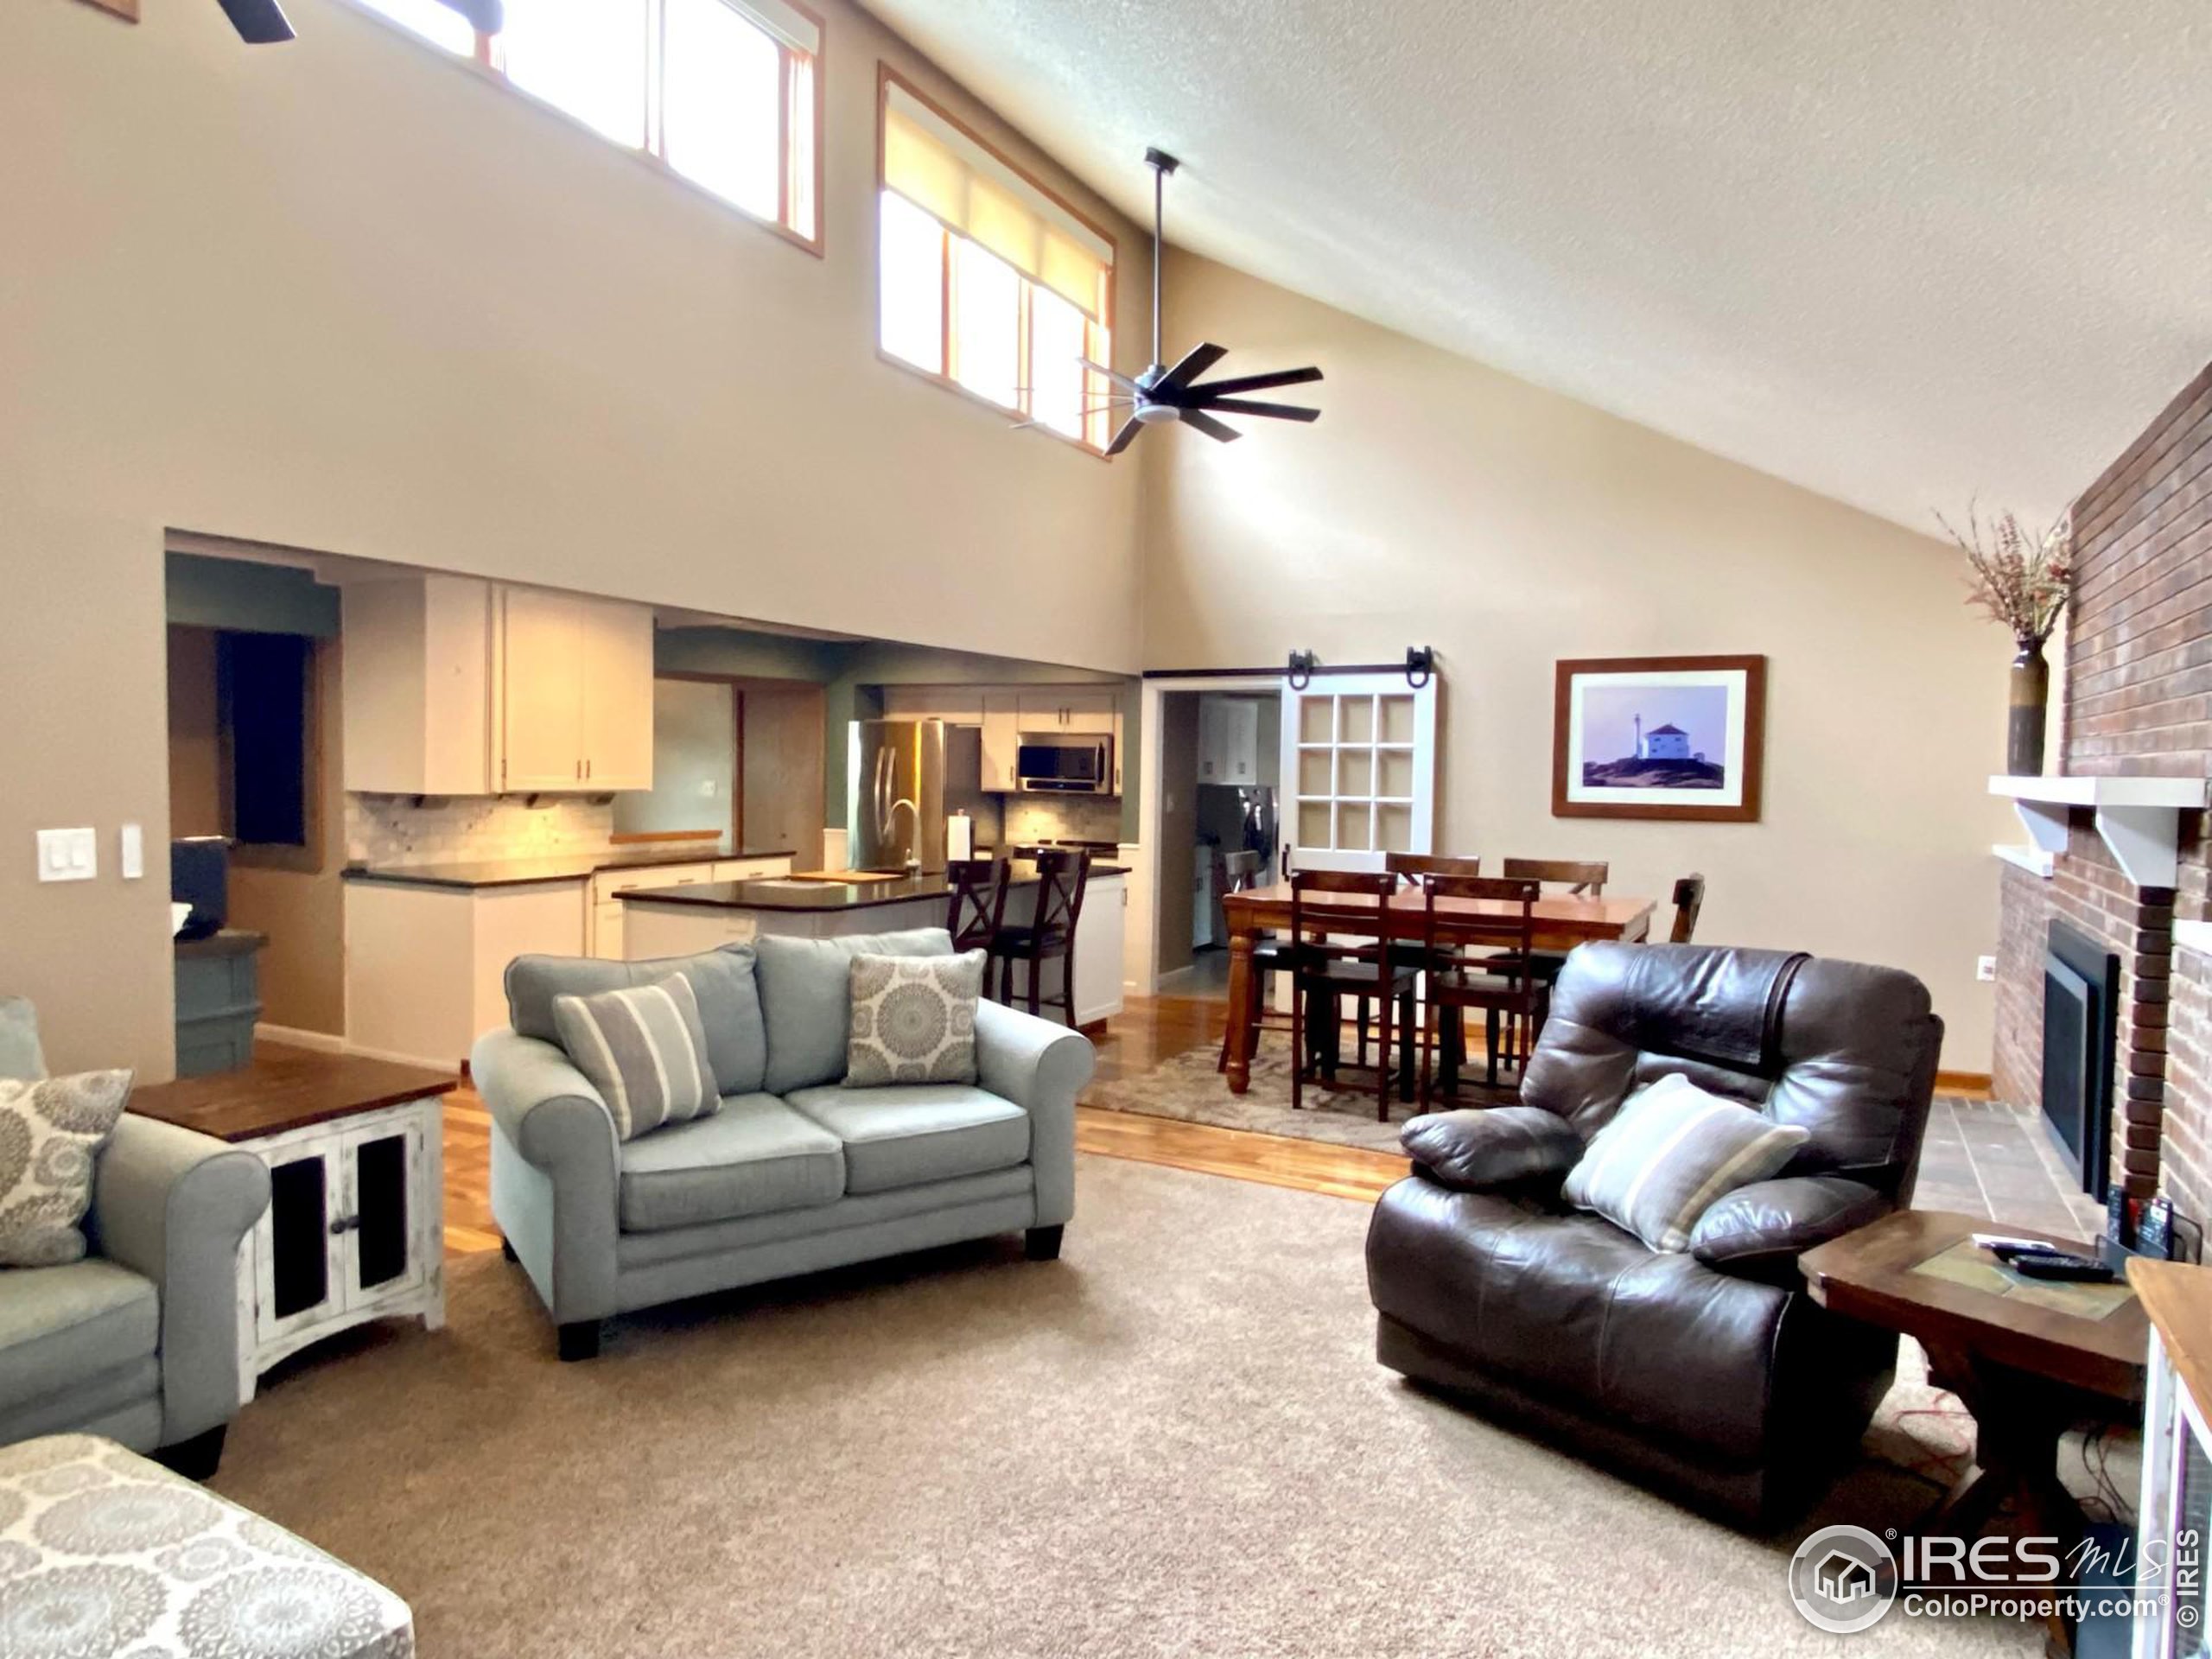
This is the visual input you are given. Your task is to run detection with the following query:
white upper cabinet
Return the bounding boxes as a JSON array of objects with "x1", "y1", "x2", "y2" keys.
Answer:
[
  {"x1": 1016, "y1": 690, "x2": 1116, "y2": 733},
  {"x1": 498, "y1": 586, "x2": 588, "y2": 791},
  {"x1": 980, "y1": 693, "x2": 1020, "y2": 791},
  {"x1": 341, "y1": 575, "x2": 656, "y2": 795},
  {"x1": 882, "y1": 685, "x2": 984, "y2": 725},
  {"x1": 574, "y1": 595, "x2": 655, "y2": 790},
  {"x1": 1198, "y1": 696, "x2": 1261, "y2": 784}
]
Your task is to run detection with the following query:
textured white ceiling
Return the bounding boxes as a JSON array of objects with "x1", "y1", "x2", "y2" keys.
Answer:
[{"x1": 861, "y1": 0, "x2": 2212, "y2": 530}]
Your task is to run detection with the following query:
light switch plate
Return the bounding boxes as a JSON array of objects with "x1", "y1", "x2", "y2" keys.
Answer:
[
  {"x1": 37, "y1": 828, "x2": 97, "y2": 882},
  {"x1": 119, "y1": 823, "x2": 144, "y2": 880}
]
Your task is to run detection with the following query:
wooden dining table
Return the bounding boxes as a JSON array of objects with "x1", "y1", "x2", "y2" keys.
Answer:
[{"x1": 1217, "y1": 881, "x2": 1657, "y2": 1096}]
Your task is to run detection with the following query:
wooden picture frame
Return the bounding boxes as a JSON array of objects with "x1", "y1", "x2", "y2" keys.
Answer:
[{"x1": 1552, "y1": 654, "x2": 1766, "y2": 823}]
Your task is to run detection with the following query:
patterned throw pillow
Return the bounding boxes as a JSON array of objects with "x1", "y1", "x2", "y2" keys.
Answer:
[
  {"x1": 1561, "y1": 1073, "x2": 1810, "y2": 1253},
  {"x1": 0, "y1": 1071, "x2": 133, "y2": 1268},
  {"x1": 551, "y1": 975, "x2": 721, "y2": 1141},
  {"x1": 844, "y1": 950, "x2": 987, "y2": 1087}
]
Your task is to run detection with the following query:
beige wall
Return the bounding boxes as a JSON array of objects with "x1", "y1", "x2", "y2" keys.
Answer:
[
  {"x1": 0, "y1": 0, "x2": 1147, "y2": 1075},
  {"x1": 1141, "y1": 251, "x2": 2016, "y2": 1065}
]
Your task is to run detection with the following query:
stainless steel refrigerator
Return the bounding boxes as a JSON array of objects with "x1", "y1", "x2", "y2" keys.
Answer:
[{"x1": 849, "y1": 720, "x2": 987, "y2": 874}]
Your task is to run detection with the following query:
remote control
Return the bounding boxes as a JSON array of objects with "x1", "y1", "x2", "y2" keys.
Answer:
[
  {"x1": 1986, "y1": 1241, "x2": 2069, "y2": 1262},
  {"x1": 2010, "y1": 1253, "x2": 2116, "y2": 1282}
]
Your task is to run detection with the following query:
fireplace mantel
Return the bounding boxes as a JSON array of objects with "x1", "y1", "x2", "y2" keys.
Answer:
[{"x1": 1990, "y1": 774, "x2": 2209, "y2": 888}]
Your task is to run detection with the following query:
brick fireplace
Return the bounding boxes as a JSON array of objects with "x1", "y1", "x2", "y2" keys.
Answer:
[{"x1": 1992, "y1": 360, "x2": 2212, "y2": 1222}]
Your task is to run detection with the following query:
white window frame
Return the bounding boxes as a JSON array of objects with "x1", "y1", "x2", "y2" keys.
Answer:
[
  {"x1": 874, "y1": 66, "x2": 1118, "y2": 456},
  {"x1": 337, "y1": 0, "x2": 825, "y2": 253}
]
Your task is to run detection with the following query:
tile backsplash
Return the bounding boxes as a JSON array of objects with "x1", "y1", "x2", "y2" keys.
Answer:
[
  {"x1": 1001, "y1": 796, "x2": 1125, "y2": 847},
  {"x1": 347, "y1": 794, "x2": 618, "y2": 868}
]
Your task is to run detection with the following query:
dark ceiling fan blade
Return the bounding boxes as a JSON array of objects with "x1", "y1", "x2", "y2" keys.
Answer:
[
  {"x1": 1179, "y1": 410, "x2": 1243, "y2": 444},
  {"x1": 1154, "y1": 343, "x2": 1229, "y2": 394},
  {"x1": 1189, "y1": 366, "x2": 1324, "y2": 397},
  {"x1": 1196, "y1": 397, "x2": 1321, "y2": 423},
  {"x1": 215, "y1": 0, "x2": 296, "y2": 41},
  {"x1": 1080, "y1": 358, "x2": 1143, "y2": 394},
  {"x1": 1103, "y1": 416, "x2": 1145, "y2": 457}
]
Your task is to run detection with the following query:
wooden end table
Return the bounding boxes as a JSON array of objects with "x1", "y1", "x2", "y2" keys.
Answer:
[
  {"x1": 130, "y1": 1049, "x2": 458, "y2": 1402},
  {"x1": 1801, "y1": 1209, "x2": 2147, "y2": 1655}
]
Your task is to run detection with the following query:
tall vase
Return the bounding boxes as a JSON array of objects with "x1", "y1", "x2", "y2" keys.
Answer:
[{"x1": 2008, "y1": 636, "x2": 2050, "y2": 776}]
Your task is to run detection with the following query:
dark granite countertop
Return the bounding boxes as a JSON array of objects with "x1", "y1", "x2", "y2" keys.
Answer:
[
  {"x1": 341, "y1": 845, "x2": 795, "y2": 892},
  {"x1": 618, "y1": 860, "x2": 1128, "y2": 914}
]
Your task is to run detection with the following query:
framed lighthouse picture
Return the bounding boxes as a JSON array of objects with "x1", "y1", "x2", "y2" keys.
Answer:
[{"x1": 1551, "y1": 655, "x2": 1766, "y2": 822}]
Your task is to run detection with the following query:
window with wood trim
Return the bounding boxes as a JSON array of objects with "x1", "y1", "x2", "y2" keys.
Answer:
[
  {"x1": 876, "y1": 70, "x2": 1116, "y2": 452},
  {"x1": 347, "y1": 0, "x2": 821, "y2": 245}
]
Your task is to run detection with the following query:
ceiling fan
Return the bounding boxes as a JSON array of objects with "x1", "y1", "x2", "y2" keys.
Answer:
[{"x1": 1079, "y1": 149, "x2": 1324, "y2": 456}]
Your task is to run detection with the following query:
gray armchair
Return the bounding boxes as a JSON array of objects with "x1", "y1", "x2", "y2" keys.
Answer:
[{"x1": 0, "y1": 997, "x2": 269, "y2": 1475}]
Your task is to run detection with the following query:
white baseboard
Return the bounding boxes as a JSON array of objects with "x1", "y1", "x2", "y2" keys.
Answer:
[{"x1": 253, "y1": 1022, "x2": 347, "y2": 1053}]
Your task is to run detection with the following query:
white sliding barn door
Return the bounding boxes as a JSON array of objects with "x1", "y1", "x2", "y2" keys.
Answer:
[{"x1": 1279, "y1": 674, "x2": 1439, "y2": 873}]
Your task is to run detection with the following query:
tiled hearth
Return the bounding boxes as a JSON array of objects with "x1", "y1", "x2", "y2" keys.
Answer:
[{"x1": 1917, "y1": 1096, "x2": 2105, "y2": 1238}]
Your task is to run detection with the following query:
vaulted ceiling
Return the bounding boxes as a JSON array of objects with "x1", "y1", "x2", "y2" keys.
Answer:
[{"x1": 861, "y1": 0, "x2": 2212, "y2": 531}]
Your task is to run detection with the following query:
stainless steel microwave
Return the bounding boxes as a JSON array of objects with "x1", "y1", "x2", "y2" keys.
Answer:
[{"x1": 1015, "y1": 733, "x2": 1114, "y2": 794}]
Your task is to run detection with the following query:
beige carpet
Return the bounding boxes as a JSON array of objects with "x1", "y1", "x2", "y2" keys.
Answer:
[
  {"x1": 212, "y1": 1156, "x2": 2043, "y2": 1658},
  {"x1": 1084, "y1": 1036, "x2": 1443, "y2": 1152}
]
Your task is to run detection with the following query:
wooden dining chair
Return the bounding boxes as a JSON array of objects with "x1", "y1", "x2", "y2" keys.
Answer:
[
  {"x1": 1498, "y1": 857, "x2": 1608, "y2": 895},
  {"x1": 1288, "y1": 870, "x2": 1419, "y2": 1122},
  {"x1": 1670, "y1": 873, "x2": 1707, "y2": 944},
  {"x1": 1383, "y1": 852, "x2": 1483, "y2": 884},
  {"x1": 1414, "y1": 875, "x2": 1548, "y2": 1105},
  {"x1": 946, "y1": 858, "x2": 1009, "y2": 954},
  {"x1": 1214, "y1": 849, "x2": 1294, "y2": 1072},
  {"x1": 988, "y1": 849, "x2": 1091, "y2": 1027}
]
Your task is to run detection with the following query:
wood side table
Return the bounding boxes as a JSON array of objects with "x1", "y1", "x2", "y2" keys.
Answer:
[
  {"x1": 1802, "y1": 1209, "x2": 2148, "y2": 1656},
  {"x1": 130, "y1": 1050, "x2": 459, "y2": 1402}
]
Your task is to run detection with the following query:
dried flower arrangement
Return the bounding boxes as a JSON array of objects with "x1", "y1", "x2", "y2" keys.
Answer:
[{"x1": 1936, "y1": 504, "x2": 2073, "y2": 645}]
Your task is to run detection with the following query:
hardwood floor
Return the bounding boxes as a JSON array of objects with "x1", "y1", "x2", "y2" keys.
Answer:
[{"x1": 437, "y1": 992, "x2": 1409, "y2": 1255}]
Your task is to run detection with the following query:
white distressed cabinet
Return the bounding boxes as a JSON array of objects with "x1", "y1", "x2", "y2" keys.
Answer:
[{"x1": 237, "y1": 1094, "x2": 445, "y2": 1402}]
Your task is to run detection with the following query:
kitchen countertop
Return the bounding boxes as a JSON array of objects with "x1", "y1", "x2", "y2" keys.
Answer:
[
  {"x1": 619, "y1": 860, "x2": 1128, "y2": 914},
  {"x1": 341, "y1": 845, "x2": 795, "y2": 892}
]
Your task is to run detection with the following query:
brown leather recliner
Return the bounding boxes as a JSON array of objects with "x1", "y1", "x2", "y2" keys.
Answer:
[{"x1": 1365, "y1": 941, "x2": 1942, "y2": 1526}]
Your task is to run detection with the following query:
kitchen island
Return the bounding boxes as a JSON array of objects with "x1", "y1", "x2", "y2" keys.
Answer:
[{"x1": 619, "y1": 861, "x2": 1128, "y2": 1027}]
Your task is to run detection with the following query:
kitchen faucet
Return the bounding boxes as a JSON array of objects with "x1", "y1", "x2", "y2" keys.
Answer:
[{"x1": 887, "y1": 797, "x2": 922, "y2": 874}]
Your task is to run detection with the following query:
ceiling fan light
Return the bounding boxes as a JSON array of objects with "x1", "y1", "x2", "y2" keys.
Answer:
[{"x1": 1135, "y1": 404, "x2": 1180, "y2": 425}]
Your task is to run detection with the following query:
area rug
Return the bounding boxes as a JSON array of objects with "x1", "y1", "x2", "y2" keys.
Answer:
[
  {"x1": 1084, "y1": 1034, "x2": 1467, "y2": 1153},
  {"x1": 213, "y1": 1156, "x2": 2043, "y2": 1658}
]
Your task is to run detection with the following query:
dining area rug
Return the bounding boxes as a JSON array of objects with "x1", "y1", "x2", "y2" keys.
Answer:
[{"x1": 1082, "y1": 1032, "x2": 1512, "y2": 1152}]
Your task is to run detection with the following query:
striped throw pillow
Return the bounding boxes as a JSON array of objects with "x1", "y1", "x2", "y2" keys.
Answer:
[
  {"x1": 551, "y1": 975, "x2": 721, "y2": 1141},
  {"x1": 1561, "y1": 1073, "x2": 1809, "y2": 1253}
]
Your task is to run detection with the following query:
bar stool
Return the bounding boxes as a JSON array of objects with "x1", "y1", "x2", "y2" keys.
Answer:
[
  {"x1": 988, "y1": 849, "x2": 1090, "y2": 1027},
  {"x1": 946, "y1": 857, "x2": 1009, "y2": 954}
]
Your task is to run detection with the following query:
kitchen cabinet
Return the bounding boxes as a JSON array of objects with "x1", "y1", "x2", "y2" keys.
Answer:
[
  {"x1": 1018, "y1": 690, "x2": 1116, "y2": 734},
  {"x1": 343, "y1": 877, "x2": 586, "y2": 1067},
  {"x1": 1072, "y1": 873, "x2": 1128, "y2": 1026},
  {"x1": 1198, "y1": 696, "x2": 1262, "y2": 785},
  {"x1": 980, "y1": 694, "x2": 1020, "y2": 791},
  {"x1": 499, "y1": 588, "x2": 654, "y2": 791},
  {"x1": 882, "y1": 686, "x2": 983, "y2": 725},
  {"x1": 586, "y1": 855, "x2": 793, "y2": 957},
  {"x1": 340, "y1": 574, "x2": 655, "y2": 795}
]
